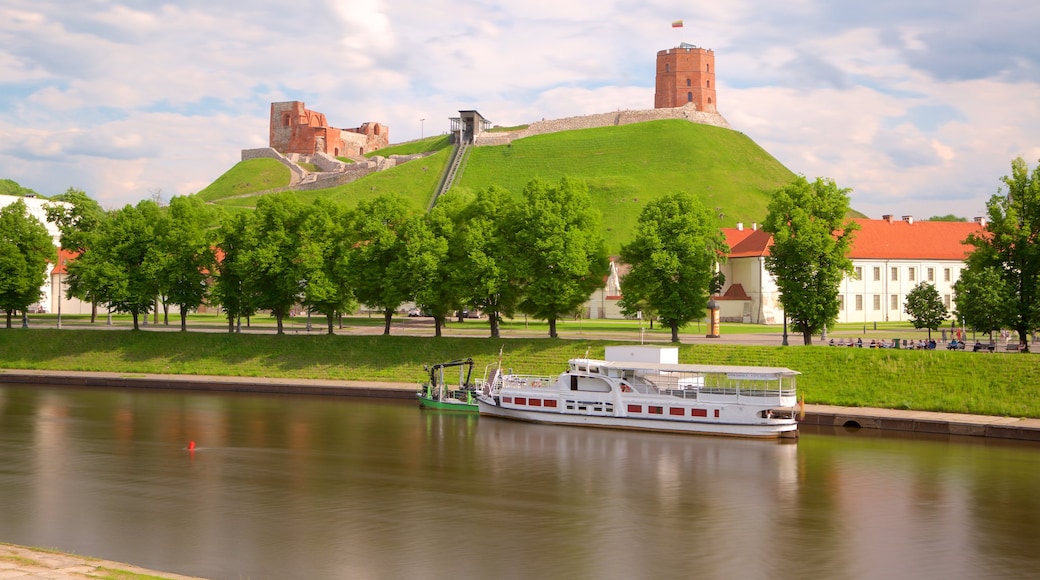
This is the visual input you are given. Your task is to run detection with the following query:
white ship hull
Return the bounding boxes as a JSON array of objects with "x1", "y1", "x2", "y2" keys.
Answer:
[{"x1": 476, "y1": 346, "x2": 800, "y2": 439}]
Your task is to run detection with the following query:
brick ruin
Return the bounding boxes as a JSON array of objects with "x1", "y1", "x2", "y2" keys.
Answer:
[
  {"x1": 655, "y1": 42, "x2": 717, "y2": 113},
  {"x1": 269, "y1": 101, "x2": 389, "y2": 158}
]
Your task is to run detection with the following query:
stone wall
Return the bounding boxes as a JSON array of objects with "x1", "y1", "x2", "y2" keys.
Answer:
[{"x1": 473, "y1": 103, "x2": 729, "y2": 147}]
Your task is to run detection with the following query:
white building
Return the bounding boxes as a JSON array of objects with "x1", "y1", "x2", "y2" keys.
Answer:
[{"x1": 716, "y1": 216, "x2": 985, "y2": 325}]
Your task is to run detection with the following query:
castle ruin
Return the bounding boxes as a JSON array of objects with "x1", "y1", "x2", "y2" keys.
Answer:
[{"x1": 269, "y1": 101, "x2": 389, "y2": 158}]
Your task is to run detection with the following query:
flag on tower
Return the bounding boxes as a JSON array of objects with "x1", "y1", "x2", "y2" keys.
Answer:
[{"x1": 672, "y1": 20, "x2": 683, "y2": 28}]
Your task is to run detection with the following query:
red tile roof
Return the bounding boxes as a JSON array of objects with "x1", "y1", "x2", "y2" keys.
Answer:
[{"x1": 722, "y1": 219, "x2": 984, "y2": 261}]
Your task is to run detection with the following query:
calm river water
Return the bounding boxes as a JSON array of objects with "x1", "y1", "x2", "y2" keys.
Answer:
[{"x1": 1, "y1": 383, "x2": 1039, "y2": 580}]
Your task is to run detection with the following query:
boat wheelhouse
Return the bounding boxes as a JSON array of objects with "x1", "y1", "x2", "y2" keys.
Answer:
[{"x1": 476, "y1": 346, "x2": 800, "y2": 439}]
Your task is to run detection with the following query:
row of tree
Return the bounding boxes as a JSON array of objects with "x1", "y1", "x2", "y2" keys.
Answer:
[
  {"x1": 5, "y1": 158, "x2": 1036, "y2": 344},
  {"x1": 17, "y1": 177, "x2": 732, "y2": 340}
]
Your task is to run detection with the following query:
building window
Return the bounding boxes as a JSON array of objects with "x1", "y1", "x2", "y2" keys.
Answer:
[
  {"x1": 944, "y1": 268, "x2": 951, "y2": 282},
  {"x1": 873, "y1": 295, "x2": 881, "y2": 310},
  {"x1": 706, "y1": 64, "x2": 710, "y2": 72},
  {"x1": 909, "y1": 267, "x2": 916, "y2": 282},
  {"x1": 687, "y1": 92, "x2": 693, "y2": 102},
  {"x1": 687, "y1": 78, "x2": 691, "y2": 87},
  {"x1": 927, "y1": 267, "x2": 935, "y2": 282},
  {"x1": 944, "y1": 294, "x2": 951, "y2": 309},
  {"x1": 839, "y1": 295, "x2": 845, "y2": 311},
  {"x1": 855, "y1": 295, "x2": 863, "y2": 311},
  {"x1": 665, "y1": 64, "x2": 670, "y2": 72},
  {"x1": 707, "y1": 80, "x2": 711, "y2": 88},
  {"x1": 891, "y1": 294, "x2": 899, "y2": 310},
  {"x1": 854, "y1": 266, "x2": 862, "y2": 280},
  {"x1": 891, "y1": 267, "x2": 898, "y2": 281},
  {"x1": 873, "y1": 267, "x2": 881, "y2": 281}
]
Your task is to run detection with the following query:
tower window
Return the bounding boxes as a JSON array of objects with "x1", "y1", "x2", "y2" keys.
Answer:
[
  {"x1": 687, "y1": 79, "x2": 691, "y2": 87},
  {"x1": 707, "y1": 80, "x2": 711, "y2": 88},
  {"x1": 665, "y1": 64, "x2": 670, "y2": 72},
  {"x1": 687, "y1": 92, "x2": 693, "y2": 102},
  {"x1": 706, "y1": 64, "x2": 710, "y2": 72}
]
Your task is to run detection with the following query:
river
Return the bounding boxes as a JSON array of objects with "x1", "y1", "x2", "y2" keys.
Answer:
[{"x1": 1, "y1": 384, "x2": 1038, "y2": 579}]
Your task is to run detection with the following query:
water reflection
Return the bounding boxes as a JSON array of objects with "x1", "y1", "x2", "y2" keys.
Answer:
[{"x1": 1, "y1": 385, "x2": 1039, "y2": 580}]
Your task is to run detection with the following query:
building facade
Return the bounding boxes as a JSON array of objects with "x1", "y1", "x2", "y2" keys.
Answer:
[
  {"x1": 655, "y1": 42, "x2": 717, "y2": 112},
  {"x1": 715, "y1": 217, "x2": 984, "y2": 325}
]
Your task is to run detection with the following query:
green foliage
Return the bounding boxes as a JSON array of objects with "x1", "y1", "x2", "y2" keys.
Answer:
[
  {"x1": 953, "y1": 265, "x2": 1008, "y2": 338},
  {"x1": 149, "y1": 196, "x2": 216, "y2": 330},
  {"x1": 927, "y1": 214, "x2": 968, "y2": 222},
  {"x1": 74, "y1": 200, "x2": 164, "y2": 329},
  {"x1": 512, "y1": 177, "x2": 609, "y2": 338},
  {"x1": 619, "y1": 192, "x2": 728, "y2": 342},
  {"x1": 45, "y1": 188, "x2": 105, "y2": 253},
  {"x1": 904, "y1": 282, "x2": 948, "y2": 337},
  {"x1": 344, "y1": 194, "x2": 423, "y2": 334},
  {"x1": 242, "y1": 194, "x2": 311, "y2": 333},
  {"x1": 300, "y1": 199, "x2": 356, "y2": 334},
  {"x1": 195, "y1": 158, "x2": 292, "y2": 201},
  {"x1": 443, "y1": 186, "x2": 522, "y2": 338},
  {"x1": 963, "y1": 157, "x2": 1040, "y2": 349},
  {"x1": 0, "y1": 199, "x2": 55, "y2": 326},
  {"x1": 212, "y1": 211, "x2": 259, "y2": 331},
  {"x1": 763, "y1": 176, "x2": 859, "y2": 345}
]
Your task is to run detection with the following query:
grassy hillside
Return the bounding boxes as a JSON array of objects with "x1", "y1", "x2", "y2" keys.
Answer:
[
  {"x1": 196, "y1": 158, "x2": 292, "y2": 201},
  {"x1": 452, "y1": 121, "x2": 796, "y2": 251},
  {"x1": 194, "y1": 120, "x2": 801, "y2": 249}
]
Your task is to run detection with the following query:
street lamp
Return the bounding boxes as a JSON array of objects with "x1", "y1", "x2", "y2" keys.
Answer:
[
  {"x1": 420, "y1": 118, "x2": 425, "y2": 139},
  {"x1": 782, "y1": 312, "x2": 789, "y2": 346}
]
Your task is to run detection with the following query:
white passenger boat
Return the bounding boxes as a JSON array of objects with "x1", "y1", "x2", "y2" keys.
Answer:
[{"x1": 476, "y1": 346, "x2": 801, "y2": 439}]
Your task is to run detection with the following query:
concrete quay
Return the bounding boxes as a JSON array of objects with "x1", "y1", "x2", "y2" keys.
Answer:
[{"x1": 3, "y1": 369, "x2": 1040, "y2": 442}]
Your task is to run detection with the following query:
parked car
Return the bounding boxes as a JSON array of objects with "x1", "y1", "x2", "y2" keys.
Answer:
[{"x1": 407, "y1": 308, "x2": 421, "y2": 317}]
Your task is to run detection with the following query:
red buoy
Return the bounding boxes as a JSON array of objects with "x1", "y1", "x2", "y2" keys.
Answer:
[{"x1": 188, "y1": 441, "x2": 196, "y2": 451}]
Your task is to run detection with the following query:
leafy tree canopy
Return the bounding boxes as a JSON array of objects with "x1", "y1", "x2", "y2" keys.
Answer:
[
  {"x1": 904, "y1": 282, "x2": 948, "y2": 339},
  {"x1": 0, "y1": 199, "x2": 55, "y2": 327},
  {"x1": 619, "y1": 192, "x2": 727, "y2": 343},
  {"x1": 763, "y1": 176, "x2": 858, "y2": 345}
]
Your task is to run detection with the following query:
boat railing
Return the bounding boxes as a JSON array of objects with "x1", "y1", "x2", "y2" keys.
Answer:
[
  {"x1": 662, "y1": 386, "x2": 797, "y2": 399},
  {"x1": 498, "y1": 374, "x2": 555, "y2": 390}
]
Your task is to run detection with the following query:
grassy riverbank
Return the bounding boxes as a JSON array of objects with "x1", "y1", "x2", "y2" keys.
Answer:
[{"x1": 2, "y1": 329, "x2": 1038, "y2": 418}]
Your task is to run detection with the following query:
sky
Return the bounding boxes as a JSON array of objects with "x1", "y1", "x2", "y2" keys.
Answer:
[{"x1": 1, "y1": 0, "x2": 1038, "y2": 219}]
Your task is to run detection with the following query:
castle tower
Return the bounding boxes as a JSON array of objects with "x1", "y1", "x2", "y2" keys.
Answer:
[{"x1": 655, "y1": 43, "x2": 716, "y2": 112}]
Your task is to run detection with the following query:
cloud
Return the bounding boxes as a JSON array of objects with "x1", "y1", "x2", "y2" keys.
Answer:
[{"x1": 0, "y1": 0, "x2": 1036, "y2": 220}]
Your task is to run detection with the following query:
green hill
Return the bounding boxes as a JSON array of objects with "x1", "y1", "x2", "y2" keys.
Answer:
[
  {"x1": 196, "y1": 120, "x2": 803, "y2": 251},
  {"x1": 452, "y1": 120, "x2": 796, "y2": 249}
]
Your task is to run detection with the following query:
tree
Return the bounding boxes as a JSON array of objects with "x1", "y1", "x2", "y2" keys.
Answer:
[
  {"x1": 344, "y1": 194, "x2": 421, "y2": 335},
  {"x1": 44, "y1": 188, "x2": 106, "y2": 322},
  {"x1": 962, "y1": 157, "x2": 1040, "y2": 351},
  {"x1": 444, "y1": 186, "x2": 522, "y2": 339},
  {"x1": 300, "y1": 199, "x2": 356, "y2": 334},
  {"x1": 0, "y1": 200, "x2": 55, "y2": 327},
  {"x1": 904, "y1": 282, "x2": 947, "y2": 339},
  {"x1": 512, "y1": 177, "x2": 609, "y2": 338},
  {"x1": 619, "y1": 192, "x2": 728, "y2": 343},
  {"x1": 421, "y1": 190, "x2": 469, "y2": 337},
  {"x1": 763, "y1": 176, "x2": 859, "y2": 345},
  {"x1": 953, "y1": 265, "x2": 1009, "y2": 342},
  {"x1": 74, "y1": 200, "x2": 162, "y2": 330},
  {"x1": 241, "y1": 194, "x2": 310, "y2": 334},
  {"x1": 212, "y1": 211, "x2": 259, "y2": 333},
  {"x1": 149, "y1": 196, "x2": 216, "y2": 331},
  {"x1": 927, "y1": 214, "x2": 967, "y2": 222}
]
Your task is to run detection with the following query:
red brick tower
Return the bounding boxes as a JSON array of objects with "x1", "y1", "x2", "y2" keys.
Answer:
[{"x1": 655, "y1": 43, "x2": 717, "y2": 112}]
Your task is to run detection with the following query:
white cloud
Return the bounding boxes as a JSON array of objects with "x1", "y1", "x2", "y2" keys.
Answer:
[{"x1": 0, "y1": 0, "x2": 1035, "y2": 220}]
